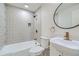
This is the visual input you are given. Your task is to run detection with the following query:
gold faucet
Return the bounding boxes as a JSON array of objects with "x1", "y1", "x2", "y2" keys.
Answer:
[{"x1": 64, "y1": 32, "x2": 69, "y2": 40}]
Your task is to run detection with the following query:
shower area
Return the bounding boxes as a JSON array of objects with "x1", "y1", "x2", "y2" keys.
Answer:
[
  {"x1": 0, "y1": 3, "x2": 42, "y2": 55},
  {"x1": 5, "y1": 4, "x2": 34, "y2": 44}
]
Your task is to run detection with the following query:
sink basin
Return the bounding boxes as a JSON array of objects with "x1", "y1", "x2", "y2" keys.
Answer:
[{"x1": 50, "y1": 37, "x2": 79, "y2": 56}]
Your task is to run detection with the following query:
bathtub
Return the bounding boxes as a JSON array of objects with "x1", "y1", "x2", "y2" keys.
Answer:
[{"x1": 0, "y1": 40, "x2": 40, "y2": 56}]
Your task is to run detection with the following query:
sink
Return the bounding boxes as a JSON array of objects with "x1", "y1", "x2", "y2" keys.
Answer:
[{"x1": 50, "y1": 37, "x2": 79, "y2": 56}]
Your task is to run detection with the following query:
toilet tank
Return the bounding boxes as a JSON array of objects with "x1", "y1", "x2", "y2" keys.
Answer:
[{"x1": 40, "y1": 36, "x2": 49, "y2": 48}]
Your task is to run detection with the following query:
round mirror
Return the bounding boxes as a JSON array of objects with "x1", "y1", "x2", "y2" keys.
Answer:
[{"x1": 53, "y1": 3, "x2": 79, "y2": 29}]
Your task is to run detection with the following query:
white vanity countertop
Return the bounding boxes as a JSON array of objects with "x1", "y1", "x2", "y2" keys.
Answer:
[{"x1": 50, "y1": 37, "x2": 79, "y2": 50}]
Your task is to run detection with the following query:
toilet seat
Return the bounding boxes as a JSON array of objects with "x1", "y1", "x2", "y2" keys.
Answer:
[{"x1": 29, "y1": 46, "x2": 44, "y2": 56}]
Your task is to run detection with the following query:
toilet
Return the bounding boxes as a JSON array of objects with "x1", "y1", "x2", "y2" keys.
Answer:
[
  {"x1": 29, "y1": 36, "x2": 49, "y2": 56},
  {"x1": 29, "y1": 46, "x2": 44, "y2": 56},
  {"x1": 40, "y1": 36, "x2": 49, "y2": 49}
]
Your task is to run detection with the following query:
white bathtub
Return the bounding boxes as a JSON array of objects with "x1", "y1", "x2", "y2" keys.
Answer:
[{"x1": 0, "y1": 40, "x2": 40, "y2": 56}]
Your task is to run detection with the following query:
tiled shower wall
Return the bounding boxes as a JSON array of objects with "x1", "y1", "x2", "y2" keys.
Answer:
[
  {"x1": 5, "y1": 5, "x2": 34, "y2": 45},
  {"x1": 0, "y1": 3, "x2": 6, "y2": 49},
  {"x1": 34, "y1": 8, "x2": 41, "y2": 43}
]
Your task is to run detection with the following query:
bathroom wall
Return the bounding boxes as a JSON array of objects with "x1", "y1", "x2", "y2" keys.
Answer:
[
  {"x1": 5, "y1": 5, "x2": 34, "y2": 45},
  {"x1": 35, "y1": 3, "x2": 79, "y2": 41},
  {"x1": 0, "y1": 3, "x2": 6, "y2": 49},
  {"x1": 35, "y1": 4, "x2": 59, "y2": 38}
]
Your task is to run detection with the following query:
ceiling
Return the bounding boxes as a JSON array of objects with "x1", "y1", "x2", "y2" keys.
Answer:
[{"x1": 7, "y1": 3, "x2": 42, "y2": 12}]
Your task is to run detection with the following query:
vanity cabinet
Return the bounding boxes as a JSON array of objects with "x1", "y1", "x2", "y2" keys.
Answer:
[
  {"x1": 50, "y1": 37, "x2": 79, "y2": 56},
  {"x1": 50, "y1": 43, "x2": 63, "y2": 56}
]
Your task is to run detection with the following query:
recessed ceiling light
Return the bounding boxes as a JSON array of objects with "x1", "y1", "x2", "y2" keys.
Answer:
[{"x1": 25, "y1": 5, "x2": 29, "y2": 8}]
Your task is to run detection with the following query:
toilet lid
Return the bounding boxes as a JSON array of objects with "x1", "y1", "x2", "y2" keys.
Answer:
[{"x1": 29, "y1": 46, "x2": 44, "y2": 53}]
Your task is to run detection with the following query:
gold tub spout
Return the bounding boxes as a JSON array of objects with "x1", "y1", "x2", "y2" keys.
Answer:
[{"x1": 64, "y1": 32, "x2": 69, "y2": 40}]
